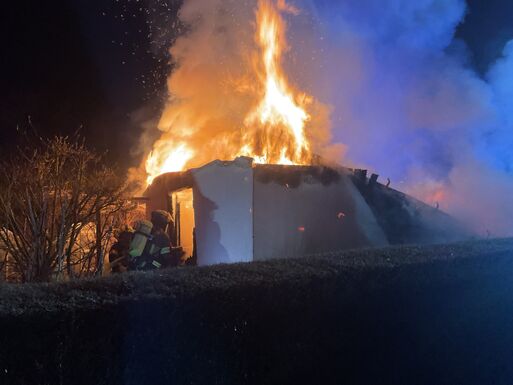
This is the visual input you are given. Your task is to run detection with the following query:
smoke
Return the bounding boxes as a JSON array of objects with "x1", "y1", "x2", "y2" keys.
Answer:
[
  {"x1": 129, "y1": 0, "x2": 257, "y2": 190},
  {"x1": 148, "y1": 0, "x2": 259, "y2": 170},
  {"x1": 138, "y1": 0, "x2": 336, "y2": 184},
  {"x1": 283, "y1": 0, "x2": 513, "y2": 237},
  {"x1": 141, "y1": 0, "x2": 513, "y2": 236}
]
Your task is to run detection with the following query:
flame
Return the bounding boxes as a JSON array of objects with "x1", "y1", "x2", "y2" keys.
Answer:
[
  {"x1": 241, "y1": 0, "x2": 311, "y2": 165},
  {"x1": 144, "y1": 0, "x2": 313, "y2": 186},
  {"x1": 145, "y1": 141, "x2": 194, "y2": 185}
]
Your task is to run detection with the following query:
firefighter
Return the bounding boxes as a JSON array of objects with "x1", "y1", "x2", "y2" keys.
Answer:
[
  {"x1": 129, "y1": 210, "x2": 176, "y2": 271},
  {"x1": 108, "y1": 228, "x2": 134, "y2": 274}
]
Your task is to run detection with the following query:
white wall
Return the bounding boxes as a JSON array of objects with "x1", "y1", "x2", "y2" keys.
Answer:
[
  {"x1": 252, "y1": 166, "x2": 388, "y2": 260},
  {"x1": 192, "y1": 158, "x2": 254, "y2": 266}
]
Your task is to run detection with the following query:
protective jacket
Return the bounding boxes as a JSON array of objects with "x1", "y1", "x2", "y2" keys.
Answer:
[
  {"x1": 127, "y1": 221, "x2": 172, "y2": 271},
  {"x1": 135, "y1": 231, "x2": 172, "y2": 270}
]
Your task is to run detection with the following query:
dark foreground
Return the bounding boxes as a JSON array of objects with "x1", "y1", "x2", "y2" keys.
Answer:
[{"x1": 2, "y1": 239, "x2": 513, "y2": 385}]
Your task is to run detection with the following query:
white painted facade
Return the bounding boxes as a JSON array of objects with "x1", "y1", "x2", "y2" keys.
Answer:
[
  {"x1": 146, "y1": 158, "x2": 469, "y2": 266},
  {"x1": 252, "y1": 169, "x2": 388, "y2": 260},
  {"x1": 188, "y1": 158, "x2": 387, "y2": 265},
  {"x1": 192, "y1": 158, "x2": 254, "y2": 266}
]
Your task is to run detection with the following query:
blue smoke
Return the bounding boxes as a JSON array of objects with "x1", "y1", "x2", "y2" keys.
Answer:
[
  {"x1": 311, "y1": 0, "x2": 465, "y2": 50},
  {"x1": 486, "y1": 40, "x2": 513, "y2": 172},
  {"x1": 283, "y1": 0, "x2": 513, "y2": 234}
]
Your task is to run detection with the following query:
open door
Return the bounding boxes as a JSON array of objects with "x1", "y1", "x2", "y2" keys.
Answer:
[{"x1": 169, "y1": 188, "x2": 195, "y2": 262}]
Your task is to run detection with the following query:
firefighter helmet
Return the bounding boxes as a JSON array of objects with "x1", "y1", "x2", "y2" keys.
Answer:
[{"x1": 151, "y1": 210, "x2": 173, "y2": 229}]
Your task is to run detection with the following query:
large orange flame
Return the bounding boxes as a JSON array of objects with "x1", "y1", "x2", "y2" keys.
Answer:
[
  {"x1": 145, "y1": 0, "x2": 313, "y2": 185},
  {"x1": 241, "y1": 0, "x2": 311, "y2": 165}
]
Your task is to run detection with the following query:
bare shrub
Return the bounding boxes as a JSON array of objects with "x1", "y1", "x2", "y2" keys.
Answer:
[{"x1": 0, "y1": 136, "x2": 135, "y2": 282}]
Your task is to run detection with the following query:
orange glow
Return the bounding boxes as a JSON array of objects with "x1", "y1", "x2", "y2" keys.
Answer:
[
  {"x1": 144, "y1": 0, "x2": 313, "y2": 186},
  {"x1": 428, "y1": 189, "x2": 446, "y2": 206}
]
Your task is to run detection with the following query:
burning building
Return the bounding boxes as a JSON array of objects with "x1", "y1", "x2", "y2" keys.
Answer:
[
  {"x1": 138, "y1": 0, "x2": 470, "y2": 266},
  {"x1": 145, "y1": 157, "x2": 469, "y2": 266}
]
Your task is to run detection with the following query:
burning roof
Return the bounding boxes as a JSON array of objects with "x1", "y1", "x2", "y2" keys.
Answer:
[{"x1": 143, "y1": 0, "x2": 333, "y2": 186}]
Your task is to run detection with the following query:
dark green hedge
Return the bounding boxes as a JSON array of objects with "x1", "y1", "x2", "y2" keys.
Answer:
[{"x1": 1, "y1": 239, "x2": 513, "y2": 385}]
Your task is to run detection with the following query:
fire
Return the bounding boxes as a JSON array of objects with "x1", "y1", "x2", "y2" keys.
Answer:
[
  {"x1": 145, "y1": 141, "x2": 194, "y2": 185},
  {"x1": 144, "y1": 0, "x2": 313, "y2": 185},
  {"x1": 242, "y1": 0, "x2": 311, "y2": 164}
]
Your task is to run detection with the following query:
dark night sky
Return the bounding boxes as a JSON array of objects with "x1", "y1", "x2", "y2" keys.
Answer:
[{"x1": 0, "y1": 0, "x2": 512, "y2": 168}]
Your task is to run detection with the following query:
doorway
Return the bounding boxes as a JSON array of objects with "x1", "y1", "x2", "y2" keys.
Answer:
[{"x1": 169, "y1": 188, "x2": 195, "y2": 260}]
